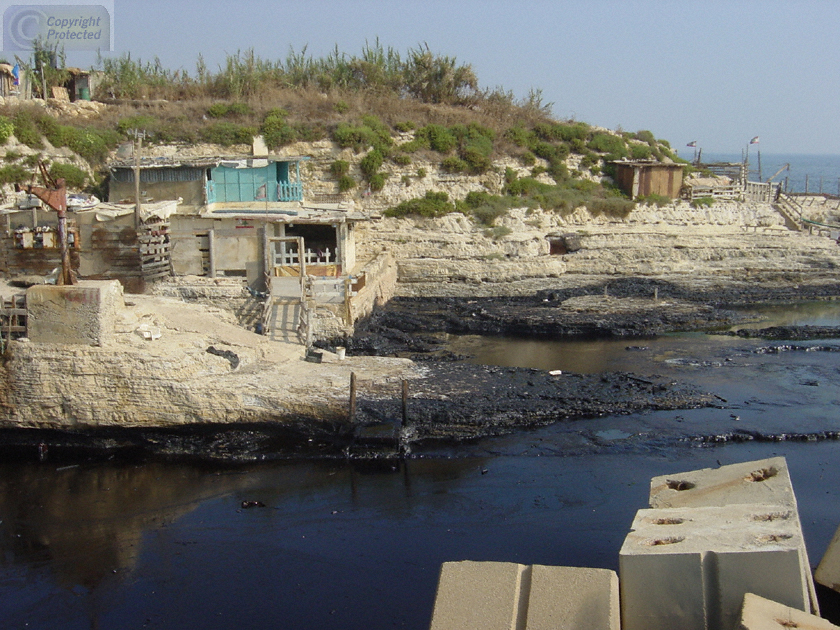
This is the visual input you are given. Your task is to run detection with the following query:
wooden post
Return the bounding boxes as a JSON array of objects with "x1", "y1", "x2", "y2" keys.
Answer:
[
  {"x1": 207, "y1": 229, "x2": 216, "y2": 278},
  {"x1": 349, "y1": 372, "x2": 357, "y2": 423},
  {"x1": 134, "y1": 132, "x2": 143, "y2": 229},
  {"x1": 401, "y1": 379, "x2": 408, "y2": 426},
  {"x1": 805, "y1": 174, "x2": 809, "y2": 194}
]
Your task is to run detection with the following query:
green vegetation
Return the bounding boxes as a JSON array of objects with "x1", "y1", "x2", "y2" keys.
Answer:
[
  {"x1": 330, "y1": 159, "x2": 350, "y2": 178},
  {"x1": 638, "y1": 193, "x2": 671, "y2": 208},
  {"x1": 0, "y1": 116, "x2": 13, "y2": 144},
  {"x1": 0, "y1": 42, "x2": 677, "y2": 212},
  {"x1": 337, "y1": 174, "x2": 355, "y2": 192},
  {"x1": 0, "y1": 164, "x2": 30, "y2": 185},
  {"x1": 384, "y1": 191, "x2": 455, "y2": 218},
  {"x1": 49, "y1": 162, "x2": 88, "y2": 189},
  {"x1": 691, "y1": 196, "x2": 715, "y2": 208}
]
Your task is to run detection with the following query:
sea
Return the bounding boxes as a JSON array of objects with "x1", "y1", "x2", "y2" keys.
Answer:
[{"x1": 690, "y1": 152, "x2": 840, "y2": 195}]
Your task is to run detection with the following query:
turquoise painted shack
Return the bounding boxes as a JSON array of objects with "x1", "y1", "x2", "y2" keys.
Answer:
[{"x1": 206, "y1": 158, "x2": 305, "y2": 205}]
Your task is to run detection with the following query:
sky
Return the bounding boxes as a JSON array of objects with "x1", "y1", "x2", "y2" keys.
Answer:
[{"x1": 8, "y1": 0, "x2": 840, "y2": 155}]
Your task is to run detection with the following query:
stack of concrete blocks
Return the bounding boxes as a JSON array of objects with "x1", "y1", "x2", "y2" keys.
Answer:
[
  {"x1": 816, "y1": 523, "x2": 840, "y2": 594},
  {"x1": 429, "y1": 560, "x2": 620, "y2": 630},
  {"x1": 620, "y1": 456, "x2": 819, "y2": 630},
  {"x1": 740, "y1": 593, "x2": 840, "y2": 630}
]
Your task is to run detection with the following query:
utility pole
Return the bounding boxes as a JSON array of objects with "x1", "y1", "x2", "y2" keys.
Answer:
[{"x1": 131, "y1": 130, "x2": 146, "y2": 228}]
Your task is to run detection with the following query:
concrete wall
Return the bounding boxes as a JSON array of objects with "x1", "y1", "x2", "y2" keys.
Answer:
[
  {"x1": 109, "y1": 178, "x2": 205, "y2": 207},
  {"x1": 349, "y1": 251, "x2": 397, "y2": 325},
  {"x1": 26, "y1": 280, "x2": 123, "y2": 346}
]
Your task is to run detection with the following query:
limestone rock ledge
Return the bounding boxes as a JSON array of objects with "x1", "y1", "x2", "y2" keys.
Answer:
[{"x1": 0, "y1": 294, "x2": 418, "y2": 430}]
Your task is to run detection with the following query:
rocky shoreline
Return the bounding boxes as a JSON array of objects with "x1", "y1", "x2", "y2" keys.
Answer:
[{"x1": 2, "y1": 274, "x2": 840, "y2": 463}]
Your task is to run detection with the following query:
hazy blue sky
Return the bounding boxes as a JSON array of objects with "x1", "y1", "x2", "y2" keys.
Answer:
[{"x1": 63, "y1": 0, "x2": 840, "y2": 155}]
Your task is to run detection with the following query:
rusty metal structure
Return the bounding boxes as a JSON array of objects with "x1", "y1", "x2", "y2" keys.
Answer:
[{"x1": 26, "y1": 162, "x2": 75, "y2": 285}]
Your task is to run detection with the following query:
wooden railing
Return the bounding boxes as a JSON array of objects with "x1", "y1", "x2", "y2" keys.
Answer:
[{"x1": 686, "y1": 185, "x2": 742, "y2": 201}]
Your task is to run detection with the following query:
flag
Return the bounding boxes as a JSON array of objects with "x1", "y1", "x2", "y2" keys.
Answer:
[
  {"x1": 11, "y1": 64, "x2": 19, "y2": 87},
  {"x1": 749, "y1": 136, "x2": 760, "y2": 144},
  {"x1": 686, "y1": 141, "x2": 697, "y2": 147}
]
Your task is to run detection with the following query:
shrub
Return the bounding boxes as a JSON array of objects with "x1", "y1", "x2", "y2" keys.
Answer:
[
  {"x1": 416, "y1": 167, "x2": 427, "y2": 178},
  {"x1": 394, "y1": 121, "x2": 415, "y2": 133},
  {"x1": 333, "y1": 119, "x2": 392, "y2": 154},
  {"x1": 207, "y1": 102, "x2": 253, "y2": 118},
  {"x1": 588, "y1": 196, "x2": 635, "y2": 218},
  {"x1": 49, "y1": 162, "x2": 87, "y2": 189},
  {"x1": 116, "y1": 114, "x2": 159, "y2": 137},
  {"x1": 13, "y1": 111, "x2": 43, "y2": 149},
  {"x1": 338, "y1": 174, "x2": 355, "y2": 192},
  {"x1": 547, "y1": 160, "x2": 569, "y2": 183},
  {"x1": 200, "y1": 121, "x2": 257, "y2": 146},
  {"x1": 392, "y1": 153, "x2": 411, "y2": 165},
  {"x1": 588, "y1": 132, "x2": 627, "y2": 157},
  {"x1": 691, "y1": 196, "x2": 715, "y2": 208},
  {"x1": 471, "y1": 201, "x2": 510, "y2": 227},
  {"x1": 384, "y1": 190, "x2": 454, "y2": 218},
  {"x1": 0, "y1": 163, "x2": 30, "y2": 185},
  {"x1": 484, "y1": 225, "x2": 512, "y2": 240},
  {"x1": 360, "y1": 148, "x2": 384, "y2": 179},
  {"x1": 368, "y1": 172, "x2": 387, "y2": 191},
  {"x1": 504, "y1": 125, "x2": 532, "y2": 147},
  {"x1": 330, "y1": 159, "x2": 350, "y2": 178},
  {"x1": 425, "y1": 124, "x2": 457, "y2": 153},
  {"x1": 57, "y1": 127, "x2": 119, "y2": 164},
  {"x1": 441, "y1": 156, "x2": 467, "y2": 172},
  {"x1": 261, "y1": 110, "x2": 297, "y2": 148},
  {"x1": 634, "y1": 130, "x2": 656, "y2": 145},
  {"x1": 638, "y1": 193, "x2": 671, "y2": 207},
  {"x1": 630, "y1": 143, "x2": 652, "y2": 160},
  {"x1": 0, "y1": 116, "x2": 13, "y2": 144},
  {"x1": 334, "y1": 100, "x2": 349, "y2": 114}
]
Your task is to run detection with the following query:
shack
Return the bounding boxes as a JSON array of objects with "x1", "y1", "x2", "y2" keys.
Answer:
[
  {"x1": 611, "y1": 160, "x2": 684, "y2": 199},
  {"x1": 0, "y1": 199, "x2": 176, "y2": 293},
  {"x1": 107, "y1": 155, "x2": 364, "y2": 287},
  {"x1": 0, "y1": 63, "x2": 31, "y2": 99}
]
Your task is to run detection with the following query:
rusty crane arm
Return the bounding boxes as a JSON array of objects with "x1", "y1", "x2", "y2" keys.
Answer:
[{"x1": 26, "y1": 162, "x2": 74, "y2": 285}]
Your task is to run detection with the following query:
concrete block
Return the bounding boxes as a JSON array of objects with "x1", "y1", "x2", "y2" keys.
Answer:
[
  {"x1": 429, "y1": 561, "x2": 529, "y2": 630},
  {"x1": 740, "y1": 593, "x2": 840, "y2": 630},
  {"x1": 648, "y1": 457, "x2": 819, "y2": 615},
  {"x1": 620, "y1": 505, "x2": 810, "y2": 630},
  {"x1": 649, "y1": 457, "x2": 797, "y2": 510},
  {"x1": 526, "y1": 565, "x2": 619, "y2": 630},
  {"x1": 26, "y1": 280, "x2": 124, "y2": 346},
  {"x1": 816, "y1": 522, "x2": 840, "y2": 593},
  {"x1": 429, "y1": 561, "x2": 619, "y2": 630}
]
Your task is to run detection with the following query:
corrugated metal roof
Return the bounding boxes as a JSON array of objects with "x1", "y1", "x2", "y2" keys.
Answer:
[{"x1": 109, "y1": 155, "x2": 310, "y2": 170}]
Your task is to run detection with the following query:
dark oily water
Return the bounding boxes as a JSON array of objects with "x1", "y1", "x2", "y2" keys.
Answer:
[
  {"x1": 3, "y1": 446, "x2": 840, "y2": 630},
  {"x1": 3, "y1": 303, "x2": 840, "y2": 629}
]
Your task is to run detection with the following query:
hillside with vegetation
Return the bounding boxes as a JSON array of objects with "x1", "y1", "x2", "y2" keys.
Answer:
[{"x1": 0, "y1": 42, "x2": 685, "y2": 219}]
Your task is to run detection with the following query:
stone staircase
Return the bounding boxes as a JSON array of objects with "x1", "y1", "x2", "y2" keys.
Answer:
[
  {"x1": 262, "y1": 276, "x2": 305, "y2": 344},
  {"x1": 772, "y1": 192, "x2": 804, "y2": 231}
]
